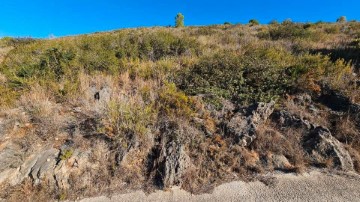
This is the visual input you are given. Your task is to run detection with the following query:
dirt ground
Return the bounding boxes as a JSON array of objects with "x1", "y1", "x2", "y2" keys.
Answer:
[{"x1": 79, "y1": 170, "x2": 360, "y2": 202}]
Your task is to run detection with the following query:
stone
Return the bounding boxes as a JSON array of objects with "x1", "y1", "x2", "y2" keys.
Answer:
[
  {"x1": 0, "y1": 144, "x2": 23, "y2": 184},
  {"x1": 28, "y1": 148, "x2": 59, "y2": 184},
  {"x1": 151, "y1": 121, "x2": 192, "y2": 188},
  {"x1": 227, "y1": 101, "x2": 275, "y2": 146},
  {"x1": 304, "y1": 127, "x2": 354, "y2": 171},
  {"x1": 294, "y1": 93, "x2": 312, "y2": 106},
  {"x1": 161, "y1": 140, "x2": 190, "y2": 187},
  {"x1": 270, "y1": 154, "x2": 292, "y2": 170},
  {"x1": 272, "y1": 110, "x2": 315, "y2": 130}
]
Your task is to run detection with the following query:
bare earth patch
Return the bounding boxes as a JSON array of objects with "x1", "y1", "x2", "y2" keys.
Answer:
[{"x1": 79, "y1": 170, "x2": 360, "y2": 202}]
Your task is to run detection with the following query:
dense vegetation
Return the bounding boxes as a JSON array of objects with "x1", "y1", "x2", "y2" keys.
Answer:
[{"x1": 1, "y1": 21, "x2": 360, "y2": 200}]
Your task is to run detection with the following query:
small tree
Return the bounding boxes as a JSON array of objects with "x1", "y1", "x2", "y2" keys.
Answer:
[
  {"x1": 249, "y1": 19, "x2": 260, "y2": 26},
  {"x1": 282, "y1": 19, "x2": 293, "y2": 25},
  {"x1": 269, "y1": 20, "x2": 279, "y2": 25},
  {"x1": 175, "y1": 13, "x2": 185, "y2": 28},
  {"x1": 336, "y1": 16, "x2": 347, "y2": 23}
]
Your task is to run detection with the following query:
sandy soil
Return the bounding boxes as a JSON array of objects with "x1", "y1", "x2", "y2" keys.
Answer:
[{"x1": 79, "y1": 170, "x2": 360, "y2": 202}]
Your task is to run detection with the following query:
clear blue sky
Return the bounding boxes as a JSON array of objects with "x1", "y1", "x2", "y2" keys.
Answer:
[{"x1": 0, "y1": 0, "x2": 359, "y2": 38}]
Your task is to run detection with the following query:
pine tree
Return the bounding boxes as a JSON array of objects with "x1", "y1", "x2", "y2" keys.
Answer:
[{"x1": 175, "y1": 13, "x2": 185, "y2": 28}]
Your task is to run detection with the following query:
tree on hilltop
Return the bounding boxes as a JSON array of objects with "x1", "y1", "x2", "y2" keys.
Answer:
[{"x1": 175, "y1": 13, "x2": 185, "y2": 28}]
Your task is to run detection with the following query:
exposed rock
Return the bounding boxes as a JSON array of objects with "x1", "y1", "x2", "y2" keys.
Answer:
[
  {"x1": 293, "y1": 93, "x2": 312, "y2": 106},
  {"x1": 214, "y1": 99, "x2": 236, "y2": 120},
  {"x1": 28, "y1": 148, "x2": 59, "y2": 185},
  {"x1": 0, "y1": 140, "x2": 94, "y2": 190},
  {"x1": 53, "y1": 150, "x2": 93, "y2": 190},
  {"x1": 272, "y1": 110, "x2": 315, "y2": 130},
  {"x1": 318, "y1": 85, "x2": 360, "y2": 114},
  {"x1": 161, "y1": 139, "x2": 190, "y2": 187},
  {"x1": 269, "y1": 154, "x2": 292, "y2": 170},
  {"x1": 151, "y1": 121, "x2": 192, "y2": 188},
  {"x1": 251, "y1": 102, "x2": 276, "y2": 125},
  {"x1": 304, "y1": 127, "x2": 354, "y2": 171},
  {"x1": 0, "y1": 144, "x2": 23, "y2": 184},
  {"x1": 1, "y1": 148, "x2": 60, "y2": 186},
  {"x1": 227, "y1": 101, "x2": 275, "y2": 146}
]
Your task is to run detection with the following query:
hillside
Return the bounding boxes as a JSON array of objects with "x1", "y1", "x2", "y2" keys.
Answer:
[{"x1": 0, "y1": 22, "x2": 360, "y2": 201}]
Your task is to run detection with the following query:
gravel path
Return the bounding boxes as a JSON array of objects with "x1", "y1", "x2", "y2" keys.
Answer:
[{"x1": 80, "y1": 171, "x2": 360, "y2": 202}]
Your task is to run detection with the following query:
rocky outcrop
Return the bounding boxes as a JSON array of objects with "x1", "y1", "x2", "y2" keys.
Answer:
[
  {"x1": 304, "y1": 127, "x2": 354, "y2": 171},
  {"x1": 272, "y1": 107, "x2": 355, "y2": 172},
  {"x1": 28, "y1": 148, "x2": 59, "y2": 185},
  {"x1": 226, "y1": 101, "x2": 275, "y2": 146},
  {"x1": 0, "y1": 144, "x2": 24, "y2": 184},
  {"x1": 318, "y1": 85, "x2": 360, "y2": 127},
  {"x1": 149, "y1": 121, "x2": 192, "y2": 188},
  {"x1": 268, "y1": 154, "x2": 293, "y2": 171},
  {"x1": 161, "y1": 139, "x2": 190, "y2": 187},
  {"x1": 272, "y1": 110, "x2": 315, "y2": 130},
  {"x1": 0, "y1": 141, "x2": 95, "y2": 191},
  {"x1": 318, "y1": 86, "x2": 354, "y2": 112}
]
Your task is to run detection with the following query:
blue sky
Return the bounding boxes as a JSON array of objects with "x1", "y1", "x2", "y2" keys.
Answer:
[{"x1": 0, "y1": 0, "x2": 359, "y2": 38}]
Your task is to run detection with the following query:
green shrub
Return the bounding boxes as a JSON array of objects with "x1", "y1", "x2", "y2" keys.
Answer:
[
  {"x1": 175, "y1": 13, "x2": 185, "y2": 28},
  {"x1": 0, "y1": 30, "x2": 201, "y2": 107},
  {"x1": 60, "y1": 149, "x2": 73, "y2": 161},
  {"x1": 158, "y1": 82, "x2": 194, "y2": 117},
  {"x1": 259, "y1": 22, "x2": 313, "y2": 40},
  {"x1": 324, "y1": 25, "x2": 341, "y2": 34},
  {"x1": 177, "y1": 50, "x2": 291, "y2": 105},
  {"x1": 0, "y1": 37, "x2": 36, "y2": 47},
  {"x1": 249, "y1": 19, "x2": 260, "y2": 26},
  {"x1": 107, "y1": 100, "x2": 154, "y2": 140},
  {"x1": 178, "y1": 48, "x2": 352, "y2": 106},
  {"x1": 337, "y1": 16, "x2": 347, "y2": 23},
  {"x1": 269, "y1": 20, "x2": 279, "y2": 25}
]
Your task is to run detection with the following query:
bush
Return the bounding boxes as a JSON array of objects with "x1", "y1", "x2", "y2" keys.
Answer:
[
  {"x1": 175, "y1": 13, "x2": 185, "y2": 28},
  {"x1": 178, "y1": 50, "x2": 292, "y2": 105},
  {"x1": 60, "y1": 149, "x2": 73, "y2": 161},
  {"x1": 269, "y1": 20, "x2": 279, "y2": 25},
  {"x1": 158, "y1": 82, "x2": 194, "y2": 117},
  {"x1": 107, "y1": 100, "x2": 154, "y2": 140},
  {"x1": 0, "y1": 37, "x2": 36, "y2": 47},
  {"x1": 115, "y1": 31, "x2": 201, "y2": 61},
  {"x1": 337, "y1": 16, "x2": 347, "y2": 23},
  {"x1": 178, "y1": 48, "x2": 353, "y2": 106},
  {"x1": 249, "y1": 19, "x2": 260, "y2": 26},
  {"x1": 0, "y1": 30, "x2": 201, "y2": 106},
  {"x1": 259, "y1": 22, "x2": 313, "y2": 40}
]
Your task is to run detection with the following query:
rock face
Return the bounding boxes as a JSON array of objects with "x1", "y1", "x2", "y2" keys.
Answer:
[
  {"x1": 318, "y1": 86, "x2": 354, "y2": 112},
  {"x1": 304, "y1": 127, "x2": 354, "y2": 171},
  {"x1": 150, "y1": 121, "x2": 192, "y2": 188},
  {"x1": 0, "y1": 147, "x2": 60, "y2": 186},
  {"x1": 269, "y1": 154, "x2": 292, "y2": 170},
  {"x1": 273, "y1": 110, "x2": 315, "y2": 130},
  {"x1": 0, "y1": 144, "x2": 23, "y2": 184},
  {"x1": 227, "y1": 101, "x2": 275, "y2": 146},
  {"x1": 161, "y1": 139, "x2": 190, "y2": 187},
  {"x1": 273, "y1": 109, "x2": 355, "y2": 171},
  {"x1": 0, "y1": 141, "x2": 94, "y2": 191},
  {"x1": 27, "y1": 148, "x2": 59, "y2": 185}
]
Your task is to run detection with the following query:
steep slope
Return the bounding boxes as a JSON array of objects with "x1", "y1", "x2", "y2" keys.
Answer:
[{"x1": 0, "y1": 22, "x2": 360, "y2": 201}]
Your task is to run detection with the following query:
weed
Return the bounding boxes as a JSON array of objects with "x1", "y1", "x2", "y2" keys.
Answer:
[{"x1": 60, "y1": 149, "x2": 73, "y2": 161}]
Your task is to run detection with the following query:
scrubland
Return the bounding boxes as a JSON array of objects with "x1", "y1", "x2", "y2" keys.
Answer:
[{"x1": 0, "y1": 21, "x2": 360, "y2": 201}]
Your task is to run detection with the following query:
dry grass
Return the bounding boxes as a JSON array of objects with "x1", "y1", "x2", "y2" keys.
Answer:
[
  {"x1": 252, "y1": 126, "x2": 308, "y2": 172},
  {"x1": 0, "y1": 23, "x2": 360, "y2": 200},
  {"x1": 333, "y1": 116, "x2": 360, "y2": 151}
]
